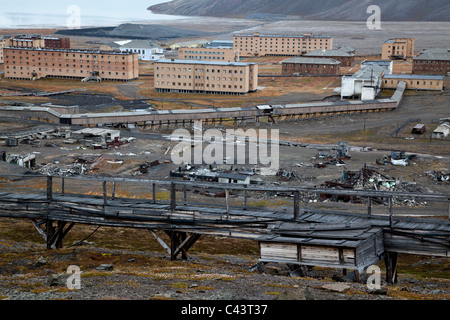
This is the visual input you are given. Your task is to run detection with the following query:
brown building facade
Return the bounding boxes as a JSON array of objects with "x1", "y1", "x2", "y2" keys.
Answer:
[
  {"x1": 233, "y1": 33, "x2": 333, "y2": 57},
  {"x1": 382, "y1": 74, "x2": 444, "y2": 91},
  {"x1": 178, "y1": 47, "x2": 239, "y2": 62},
  {"x1": 154, "y1": 59, "x2": 258, "y2": 94},
  {"x1": 413, "y1": 49, "x2": 450, "y2": 75},
  {"x1": 42, "y1": 36, "x2": 71, "y2": 49},
  {"x1": 382, "y1": 38, "x2": 415, "y2": 60},
  {"x1": 303, "y1": 49, "x2": 355, "y2": 67},
  {"x1": 4, "y1": 47, "x2": 139, "y2": 81},
  {"x1": 282, "y1": 57, "x2": 341, "y2": 76}
]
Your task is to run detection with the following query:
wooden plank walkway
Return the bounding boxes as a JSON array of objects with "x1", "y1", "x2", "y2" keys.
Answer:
[{"x1": 0, "y1": 174, "x2": 448, "y2": 282}]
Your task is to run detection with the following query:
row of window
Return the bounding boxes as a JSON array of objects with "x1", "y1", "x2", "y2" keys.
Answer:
[
  {"x1": 156, "y1": 66, "x2": 245, "y2": 74},
  {"x1": 156, "y1": 81, "x2": 244, "y2": 90},
  {"x1": 183, "y1": 56, "x2": 226, "y2": 60},
  {"x1": 156, "y1": 73, "x2": 244, "y2": 81},
  {"x1": 6, "y1": 50, "x2": 128, "y2": 60},
  {"x1": 384, "y1": 79, "x2": 440, "y2": 86}
]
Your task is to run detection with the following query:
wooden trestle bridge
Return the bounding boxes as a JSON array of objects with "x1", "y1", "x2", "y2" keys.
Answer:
[{"x1": 0, "y1": 174, "x2": 449, "y2": 283}]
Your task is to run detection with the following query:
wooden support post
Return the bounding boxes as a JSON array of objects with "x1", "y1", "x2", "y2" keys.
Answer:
[
  {"x1": 46, "y1": 220, "x2": 55, "y2": 249},
  {"x1": 293, "y1": 191, "x2": 300, "y2": 220},
  {"x1": 385, "y1": 252, "x2": 399, "y2": 284},
  {"x1": 47, "y1": 176, "x2": 53, "y2": 201},
  {"x1": 183, "y1": 185, "x2": 187, "y2": 205},
  {"x1": 152, "y1": 183, "x2": 156, "y2": 204},
  {"x1": 367, "y1": 197, "x2": 372, "y2": 216},
  {"x1": 170, "y1": 182, "x2": 176, "y2": 210},
  {"x1": 388, "y1": 196, "x2": 393, "y2": 228},
  {"x1": 112, "y1": 181, "x2": 116, "y2": 200},
  {"x1": 225, "y1": 189, "x2": 229, "y2": 214},
  {"x1": 61, "y1": 177, "x2": 65, "y2": 195},
  {"x1": 243, "y1": 186, "x2": 248, "y2": 210},
  {"x1": 103, "y1": 181, "x2": 107, "y2": 206}
]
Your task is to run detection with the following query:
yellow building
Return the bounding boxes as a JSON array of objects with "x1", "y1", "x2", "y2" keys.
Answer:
[
  {"x1": 382, "y1": 38, "x2": 415, "y2": 60},
  {"x1": 178, "y1": 47, "x2": 239, "y2": 62},
  {"x1": 233, "y1": 32, "x2": 333, "y2": 57},
  {"x1": 382, "y1": 74, "x2": 443, "y2": 91},
  {"x1": 154, "y1": 59, "x2": 258, "y2": 94},
  {"x1": 4, "y1": 47, "x2": 139, "y2": 81}
]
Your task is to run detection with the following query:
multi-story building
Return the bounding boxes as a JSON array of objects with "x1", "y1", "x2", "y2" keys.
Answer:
[
  {"x1": 42, "y1": 36, "x2": 71, "y2": 49},
  {"x1": 233, "y1": 32, "x2": 333, "y2": 57},
  {"x1": 281, "y1": 57, "x2": 341, "y2": 76},
  {"x1": 303, "y1": 49, "x2": 355, "y2": 67},
  {"x1": 3, "y1": 47, "x2": 139, "y2": 81},
  {"x1": 382, "y1": 38, "x2": 415, "y2": 60},
  {"x1": 178, "y1": 47, "x2": 239, "y2": 62},
  {"x1": 382, "y1": 74, "x2": 444, "y2": 91},
  {"x1": 413, "y1": 48, "x2": 450, "y2": 75},
  {"x1": 154, "y1": 59, "x2": 258, "y2": 94},
  {"x1": 0, "y1": 36, "x2": 11, "y2": 63}
]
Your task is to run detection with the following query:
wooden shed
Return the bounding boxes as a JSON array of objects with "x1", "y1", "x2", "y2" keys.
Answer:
[{"x1": 258, "y1": 222, "x2": 384, "y2": 273}]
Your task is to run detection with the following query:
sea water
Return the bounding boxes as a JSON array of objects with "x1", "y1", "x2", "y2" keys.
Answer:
[{"x1": 0, "y1": 0, "x2": 185, "y2": 29}]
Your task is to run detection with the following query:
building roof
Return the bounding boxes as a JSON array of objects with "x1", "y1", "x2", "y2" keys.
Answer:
[
  {"x1": 3, "y1": 46, "x2": 136, "y2": 56},
  {"x1": 155, "y1": 59, "x2": 256, "y2": 66},
  {"x1": 116, "y1": 40, "x2": 161, "y2": 49},
  {"x1": 282, "y1": 57, "x2": 341, "y2": 65},
  {"x1": 218, "y1": 172, "x2": 249, "y2": 181},
  {"x1": 304, "y1": 49, "x2": 354, "y2": 57},
  {"x1": 413, "y1": 51, "x2": 450, "y2": 61},
  {"x1": 350, "y1": 65, "x2": 386, "y2": 79},
  {"x1": 384, "y1": 74, "x2": 444, "y2": 80}
]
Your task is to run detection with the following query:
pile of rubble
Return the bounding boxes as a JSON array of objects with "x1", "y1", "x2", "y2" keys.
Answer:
[
  {"x1": 276, "y1": 168, "x2": 299, "y2": 181},
  {"x1": 323, "y1": 166, "x2": 426, "y2": 207},
  {"x1": 36, "y1": 163, "x2": 89, "y2": 177},
  {"x1": 425, "y1": 170, "x2": 450, "y2": 184}
]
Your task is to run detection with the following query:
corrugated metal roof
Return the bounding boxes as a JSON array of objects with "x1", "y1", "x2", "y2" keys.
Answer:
[{"x1": 384, "y1": 74, "x2": 444, "y2": 80}]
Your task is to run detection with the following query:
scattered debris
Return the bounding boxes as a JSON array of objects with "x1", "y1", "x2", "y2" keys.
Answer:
[{"x1": 425, "y1": 170, "x2": 450, "y2": 184}]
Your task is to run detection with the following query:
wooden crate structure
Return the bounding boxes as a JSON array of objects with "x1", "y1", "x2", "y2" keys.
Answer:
[{"x1": 258, "y1": 222, "x2": 385, "y2": 273}]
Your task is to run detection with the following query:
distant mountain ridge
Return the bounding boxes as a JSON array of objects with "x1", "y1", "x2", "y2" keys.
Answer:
[{"x1": 148, "y1": 0, "x2": 450, "y2": 21}]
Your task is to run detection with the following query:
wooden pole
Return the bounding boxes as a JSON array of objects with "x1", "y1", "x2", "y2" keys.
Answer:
[
  {"x1": 170, "y1": 182, "x2": 176, "y2": 210},
  {"x1": 367, "y1": 197, "x2": 372, "y2": 216},
  {"x1": 112, "y1": 181, "x2": 116, "y2": 200},
  {"x1": 61, "y1": 177, "x2": 65, "y2": 195},
  {"x1": 103, "y1": 181, "x2": 107, "y2": 206},
  {"x1": 46, "y1": 176, "x2": 53, "y2": 201},
  {"x1": 388, "y1": 196, "x2": 393, "y2": 228},
  {"x1": 293, "y1": 191, "x2": 300, "y2": 220},
  {"x1": 225, "y1": 189, "x2": 229, "y2": 214},
  {"x1": 183, "y1": 185, "x2": 187, "y2": 205},
  {"x1": 243, "y1": 186, "x2": 248, "y2": 210},
  {"x1": 152, "y1": 183, "x2": 156, "y2": 204}
]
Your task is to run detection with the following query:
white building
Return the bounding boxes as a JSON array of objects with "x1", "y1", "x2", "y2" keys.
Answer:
[
  {"x1": 341, "y1": 61, "x2": 392, "y2": 100},
  {"x1": 116, "y1": 40, "x2": 164, "y2": 61}
]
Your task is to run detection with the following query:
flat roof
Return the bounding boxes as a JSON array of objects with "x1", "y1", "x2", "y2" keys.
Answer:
[
  {"x1": 304, "y1": 49, "x2": 354, "y2": 57},
  {"x1": 413, "y1": 51, "x2": 450, "y2": 61},
  {"x1": 4, "y1": 47, "x2": 137, "y2": 56},
  {"x1": 282, "y1": 57, "x2": 341, "y2": 65},
  {"x1": 384, "y1": 74, "x2": 444, "y2": 80},
  {"x1": 155, "y1": 59, "x2": 256, "y2": 66}
]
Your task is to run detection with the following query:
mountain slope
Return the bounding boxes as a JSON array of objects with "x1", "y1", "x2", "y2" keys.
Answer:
[{"x1": 148, "y1": 0, "x2": 450, "y2": 21}]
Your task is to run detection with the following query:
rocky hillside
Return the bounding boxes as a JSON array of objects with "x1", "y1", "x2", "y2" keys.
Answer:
[{"x1": 148, "y1": 0, "x2": 450, "y2": 21}]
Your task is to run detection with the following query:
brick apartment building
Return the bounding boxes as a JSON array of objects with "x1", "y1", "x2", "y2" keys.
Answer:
[
  {"x1": 233, "y1": 32, "x2": 333, "y2": 57},
  {"x1": 154, "y1": 59, "x2": 258, "y2": 94},
  {"x1": 4, "y1": 47, "x2": 139, "y2": 81},
  {"x1": 42, "y1": 36, "x2": 71, "y2": 49},
  {"x1": 382, "y1": 74, "x2": 444, "y2": 91},
  {"x1": 382, "y1": 38, "x2": 415, "y2": 60},
  {"x1": 282, "y1": 57, "x2": 341, "y2": 76},
  {"x1": 303, "y1": 49, "x2": 355, "y2": 67},
  {"x1": 178, "y1": 47, "x2": 239, "y2": 62},
  {"x1": 413, "y1": 48, "x2": 450, "y2": 75}
]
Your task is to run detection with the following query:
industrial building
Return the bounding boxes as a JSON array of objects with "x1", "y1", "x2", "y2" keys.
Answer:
[
  {"x1": 281, "y1": 57, "x2": 341, "y2": 76},
  {"x1": 341, "y1": 63, "x2": 388, "y2": 100},
  {"x1": 3, "y1": 47, "x2": 139, "y2": 81},
  {"x1": 233, "y1": 32, "x2": 333, "y2": 57},
  {"x1": 382, "y1": 38, "x2": 415, "y2": 60},
  {"x1": 303, "y1": 49, "x2": 355, "y2": 67},
  {"x1": 205, "y1": 40, "x2": 234, "y2": 48},
  {"x1": 154, "y1": 59, "x2": 258, "y2": 94},
  {"x1": 413, "y1": 48, "x2": 450, "y2": 75},
  {"x1": 178, "y1": 47, "x2": 239, "y2": 62},
  {"x1": 382, "y1": 74, "x2": 444, "y2": 91}
]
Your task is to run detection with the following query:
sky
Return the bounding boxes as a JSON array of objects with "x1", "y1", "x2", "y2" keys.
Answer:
[{"x1": 0, "y1": 0, "x2": 182, "y2": 29}]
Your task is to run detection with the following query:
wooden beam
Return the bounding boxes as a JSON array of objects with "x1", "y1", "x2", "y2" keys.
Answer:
[
  {"x1": 385, "y1": 252, "x2": 399, "y2": 284},
  {"x1": 148, "y1": 230, "x2": 171, "y2": 255},
  {"x1": 47, "y1": 176, "x2": 53, "y2": 201},
  {"x1": 170, "y1": 183, "x2": 176, "y2": 210}
]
